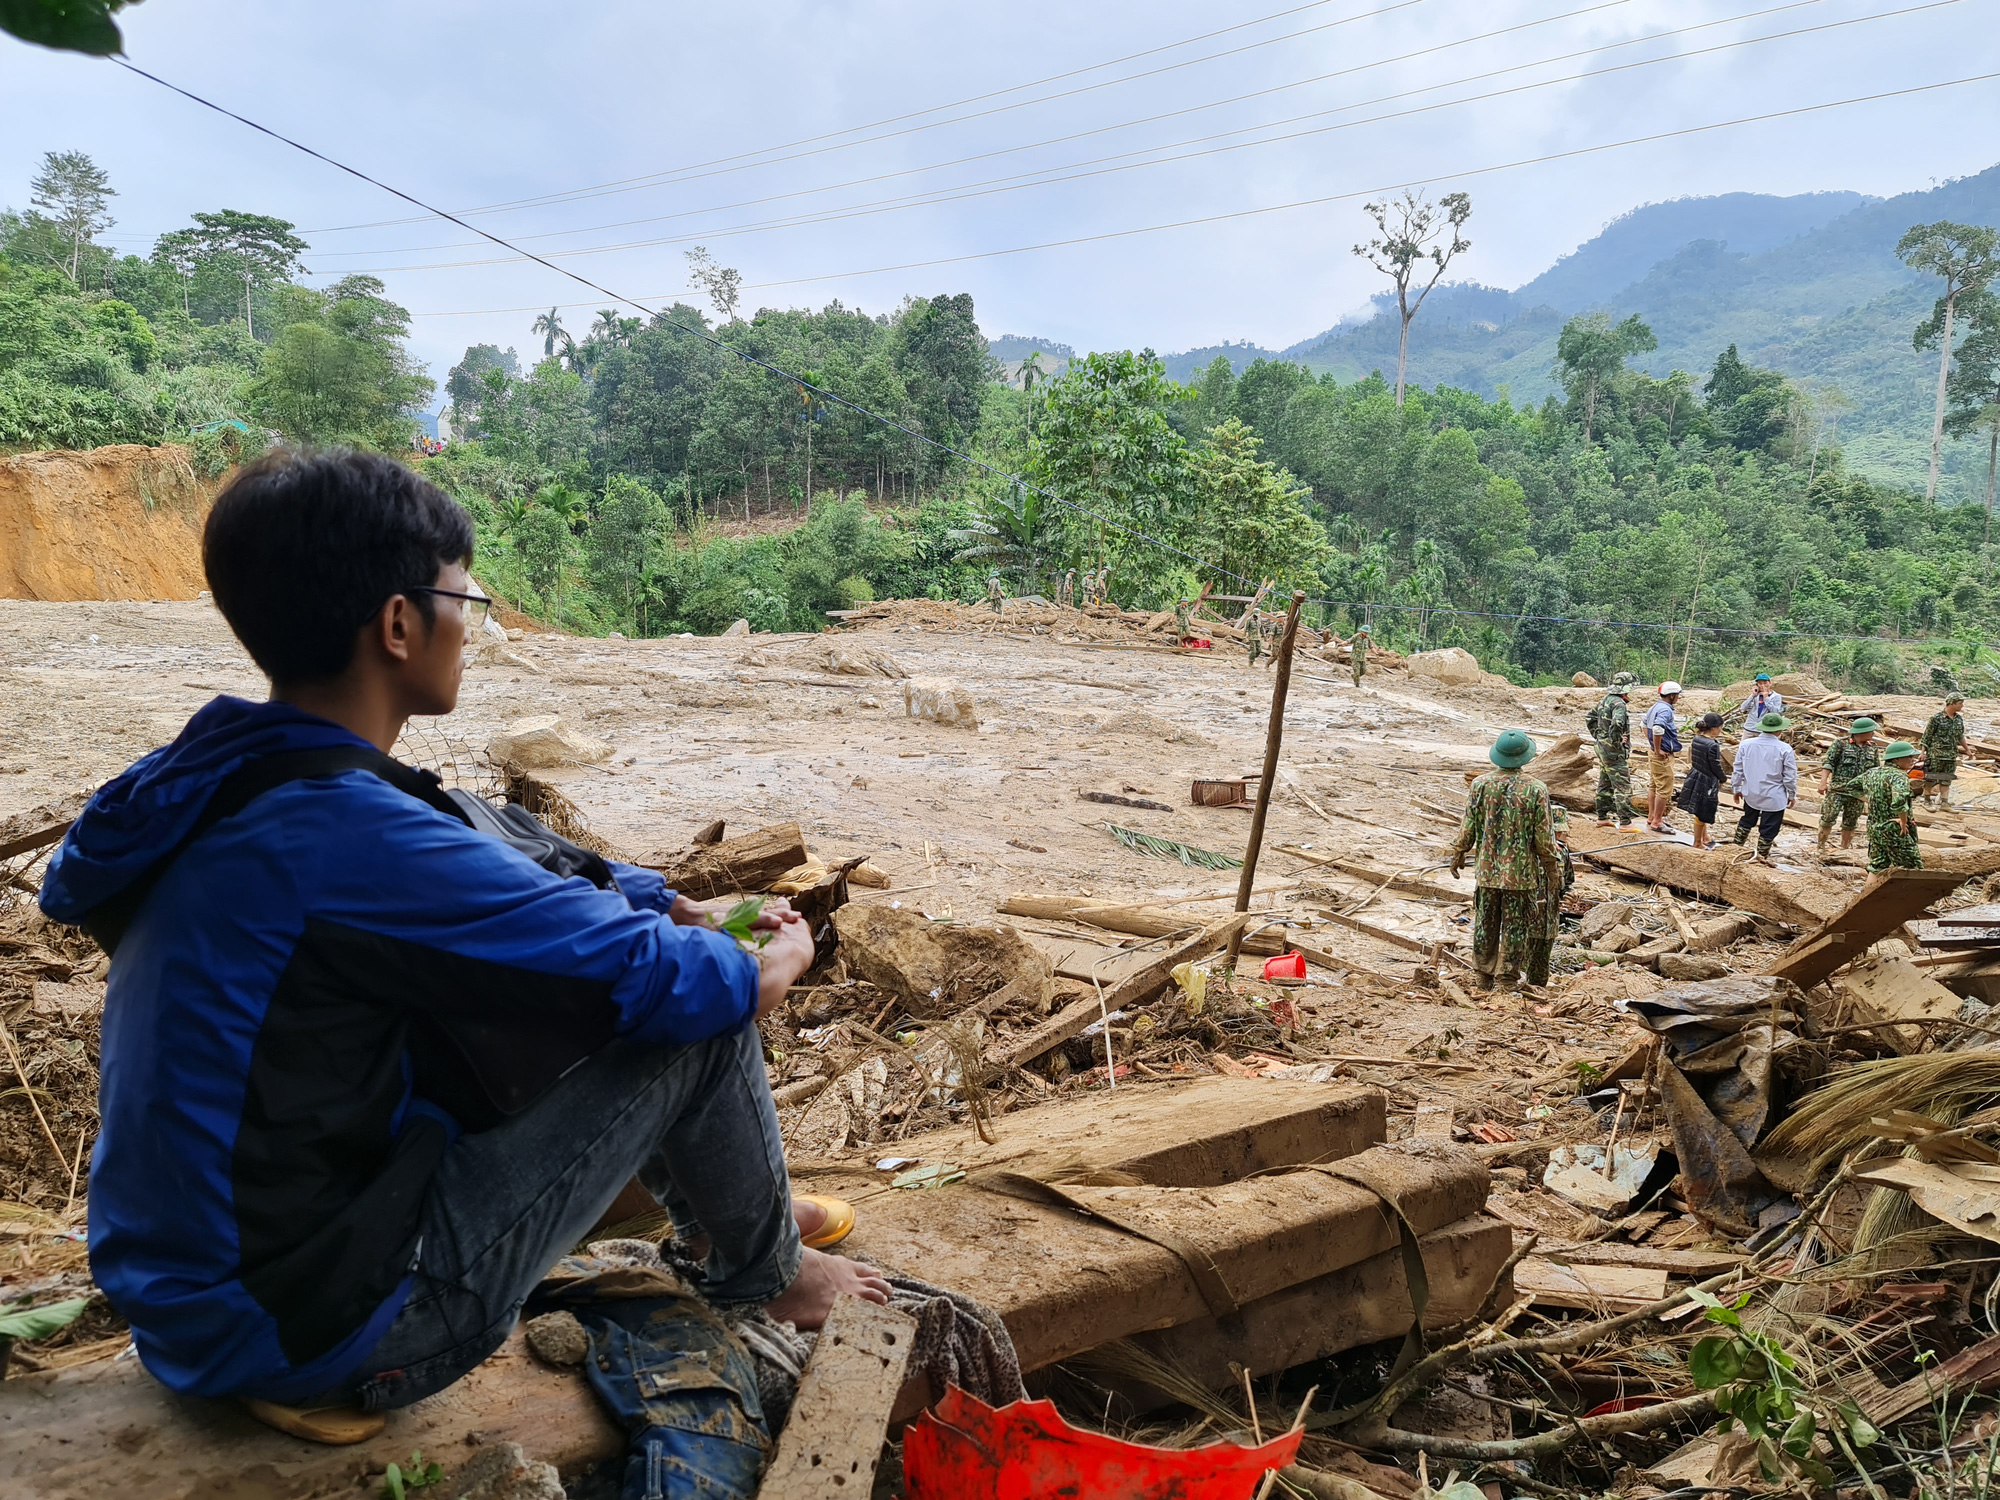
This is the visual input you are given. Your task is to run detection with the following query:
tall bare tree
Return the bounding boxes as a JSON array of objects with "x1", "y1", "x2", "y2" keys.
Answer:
[
  {"x1": 684, "y1": 245, "x2": 743, "y2": 323},
  {"x1": 30, "y1": 150, "x2": 115, "y2": 285},
  {"x1": 1353, "y1": 189, "x2": 1472, "y2": 407},
  {"x1": 1899, "y1": 220, "x2": 1999, "y2": 502}
]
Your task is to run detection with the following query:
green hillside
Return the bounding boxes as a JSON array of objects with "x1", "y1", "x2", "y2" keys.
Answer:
[{"x1": 1261, "y1": 165, "x2": 2000, "y2": 503}]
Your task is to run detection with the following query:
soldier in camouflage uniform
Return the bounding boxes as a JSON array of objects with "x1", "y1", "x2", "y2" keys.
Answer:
[
  {"x1": 1856, "y1": 741, "x2": 1923, "y2": 871},
  {"x1": 1817, "y1": 717, "x2": 1881, "y2": 852},
  {"x1": 1173, "y1": 597, "x2": 1194, "y2": 643},
  {"x1": 1921, "y1": 693, "x2": 1967, "y2": 809},
  {"x1": 1447, "y1": 729, "x2": 1563, "y2": 996},
  {"x1": 987, "y1": 573, "x2": 1005, "y2": 614},
  {"x1": 1588, "y1": 683, "x2": 1634, "y2": 827},
  {"x1": 1349, "y1": 626, "x2": 1370, "y2": 689},
  {"x1": 1527, "y1": 805, "x2": 1576, "y2": 987},
  {"x1": 1058, "y1": 570, "x2": 1076, "y2": 609}
]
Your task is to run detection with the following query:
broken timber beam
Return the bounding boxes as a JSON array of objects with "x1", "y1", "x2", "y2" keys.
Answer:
[
  {"x1": 640, "y1": 821, "x2": 809, "y2": 900},
  {"x1": 1272, "y1": 849, "x2": 1472, "y2": 903},
  {"x1": 1763, "y1": 867, "x2": 1966, "y2": 990},
  {"x1": 1564, "y1": 825, "x2": 1851, "y2": 928},
  {"x1": 758, "y1": 1296, "x2": 917, "y2": 1500},
  {"x1": 996, "y1": 894, "x2": 1298, "y2": 958}
]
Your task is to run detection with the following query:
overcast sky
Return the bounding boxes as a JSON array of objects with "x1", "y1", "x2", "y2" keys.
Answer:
[{"x1": 4, "y1": 0, "x2": 1996, "y2": 394}]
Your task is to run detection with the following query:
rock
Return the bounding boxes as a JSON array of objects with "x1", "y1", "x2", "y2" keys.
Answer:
[
  {"x1": 522, "y1": 1310, "x2": 588, "y2": 1368},
  {"x1": 1599, "y1": 925, "x2": 1642, "y2": 954},
  {"x1": 832, "y1": 905, "x2": 1053, "y2": 1018},
  {"x1": 858, "y1": 695, "x2": 881, "y2": 709},
  {"x1": 482, "y1": 614, "x2": 509, "y2": 642},
  {"x1": 1659, "y1": 953, "x2": 1732, "y2": 981},
  {"x1": 487, "y1": 714, "x2": 613, "y2": 769},
  {"x1": 505, "y1": 627, "x2": 525, "y2": 641},
  {"x1": 902, "y1": 677, "x2": 981, "y2": 730},
  {"x1": 1572, "y1": 671, "x2": 1599, "y2": 688},
  {"x1": 450, "y1": 1442, "x2": 566, "y2": 1500},
  {"x1": 722, "y1": 618, "x2": 751, "y2": 637},
  {"x1": 1720, "y1": 671, "x2": 1833, "y2": 705},
  {"x1": 820, "y1": 642, "x2": 907, "y2": 678},
  {"x1": 851, "y1": 774, "x2": 870, "y2": 788},
  {"x1": 1405, "y1": 646, "x2": 1486, "y2": 686},
  {"x1": 1577, "y1": 901, "x2": 1633, "y2": 943}
]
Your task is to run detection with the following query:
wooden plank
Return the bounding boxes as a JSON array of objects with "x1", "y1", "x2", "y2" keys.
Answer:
[
  {"x1": 1513, "y1": 1256, "x2": 1668, "y2": 1312},
  {"x1": 1108, "y1": 1216, "x2": 1511, "y2": 1411},
  {"x1": 1311, "y1": 907, "x2": 1456, "y2": 956},
  {"x1": 0, "y1": 794, "x2": 86, "y2": 863},
  {"x1": 984, "y1": 991, "x2": 1108, "y2": 1069},
  {"x1": 796, "y1": 1145, "x2": 1491, "y2": 1373},
  {"x1": 758, "y1": 1296, "x2": 917, "y2": 1500},
  {"x1": 0, "y1": 1327, "x2": 624, "y2": 1500},
  {"x1": 1017, "y1": 931, "x2": 1161, "y2": 988},
  {"x1": 1765, "y1": 868, "x2": 1967, "y2": 988},
  {"x1": 997, "y1": 895, "x2": 1297, "y2": 958},
  {"x1": 1538, "y1": 1242, "x2": 1745, "y2": 1275},
  {"x1": 1272, "y1": 849, "x2": 1473, "y2": 902},
  {"x1": 1836, "y1": 955, "x2": 1988, "y2": 1056},
  {"x1": 794, "y1": 1077, "x2": 1385, "y2": 1190}
]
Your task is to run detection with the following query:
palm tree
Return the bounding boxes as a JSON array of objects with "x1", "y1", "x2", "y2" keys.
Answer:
[
  {"x1": 532, "y1": 308, "x2": 572, "y2": 363},
  {"x1": 592, "y1": 309, "x2": 622, "y2": 343},
  {"x1": 795, "y1": 372, "x2": 830, "y2": 515},
  {"x1": 946, "y1": 484, "x2": 1058, "y2": 596},
  {"x1": 1019, "y1": 350, "x2": 1046, "y2": 396}
]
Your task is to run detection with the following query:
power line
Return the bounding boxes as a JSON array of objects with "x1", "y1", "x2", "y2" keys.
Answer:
[
  {"x1": 301, "y1": 0, "x2": 1649, "y2": 261},
  {"x1": 301, "y1": 0, "x2": 1429, "y2": 234},
  {"x1": 402, "y1": 69, "x2": 2000, "y2": 318},
  {"x1": 330, "y1": 0, "x2": 1953, "y2": 278},
  {"x1": 110, "y1": 56, "x2": 2000, "y2": 643}
]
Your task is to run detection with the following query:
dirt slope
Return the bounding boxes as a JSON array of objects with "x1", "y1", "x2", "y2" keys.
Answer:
[{"x1": 0, "y1": 446, "x2": 219, "y2": 601}]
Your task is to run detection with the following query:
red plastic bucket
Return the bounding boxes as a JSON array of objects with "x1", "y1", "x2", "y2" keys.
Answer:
[{"x1": 1262, "y1": 951, "x2": 1306, "y2": 980}]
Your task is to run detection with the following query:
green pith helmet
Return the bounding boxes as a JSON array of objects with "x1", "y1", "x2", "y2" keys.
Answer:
[
  {"x1": 1354, "y1": 625, "x2": 1371, "y2": 636},
  {"x1": 1947, "y1": 693, "x2": 1966, "y2": 705},
  {"x1": 1490, "y1": 728, "x2": 1536, "y2": 768},
  {"x1": 1849, "y1": 717, "x2": 1879, "y2": 735},
  {"x1": 1883, "y1": 740, "x2": 1917, "y2": 761},
  {"x1": 1757, "y1": 713, "x2": 1791, "y2": 733},
  {"x1": 1607, "y1": 683, "x2": 1630, "y2": 697}
]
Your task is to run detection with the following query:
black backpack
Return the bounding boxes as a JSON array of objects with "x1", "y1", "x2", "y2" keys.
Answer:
[{"x1": 84, "y1": 745, "x2": 615, "y2": 955}]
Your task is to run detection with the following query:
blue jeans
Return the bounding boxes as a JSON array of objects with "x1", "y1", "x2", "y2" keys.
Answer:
[{"x1": 344, "y1": 1025, "x2": 801, "y2": 1411}]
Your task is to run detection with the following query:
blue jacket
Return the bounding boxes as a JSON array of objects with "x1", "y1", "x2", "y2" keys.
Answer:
[{"x1": 40, "y1": 697, "x2": 759, "y2": 1400}]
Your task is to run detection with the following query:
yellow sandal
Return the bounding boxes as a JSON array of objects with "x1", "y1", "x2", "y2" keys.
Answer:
[
  {"x1": 795, "y1": 1193, "x2": 856, "y2": 1249},
  {"x1": 242, "y1": 1398, "x2": 386, "y2": 1445}
]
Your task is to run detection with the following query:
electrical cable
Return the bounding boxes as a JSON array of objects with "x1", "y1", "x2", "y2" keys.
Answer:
[
  {"x1": 111, "y1": 57, "x2": 2000, "y2": 653},
  {"x1": 300, "y1": 0, "x2": 1652, "y2": 260},
  {"x1": 301, "y1": 0, "x2": 1429, "y2": 233},
  {"x1": 326, "y1": 0, "x2": 1959, "y2": 277},
  {"x1": 401, "y1": 68, "x2": 2000, "y2": 318}
]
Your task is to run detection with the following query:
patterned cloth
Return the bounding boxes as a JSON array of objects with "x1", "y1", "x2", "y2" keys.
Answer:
[
  {"x1": 1448, "y1": 770, "x2": 1559, "y2": 891},
  {"x1": 1472, "y1": 888, "x2": 1546, "y2": 986},
  {"x1": 1588, "y1": 693, "x2": 1631, "y2": 753},
  {"x1": 1820, "y1": 738, "x2": 1880, "y2": 834},
  {"x1": 1923, "y1": 711, "x2": 1966, "y2": 781},
  {"x1": 1595, "y1": 754, "x2": 1633, "y2": 823},
  {"x1": 1855, "y1": 764, "x2": 1922, "y2": 872},
  {"x1": 1350, "y1": 639, "x2": 1367, "y2": 687}
]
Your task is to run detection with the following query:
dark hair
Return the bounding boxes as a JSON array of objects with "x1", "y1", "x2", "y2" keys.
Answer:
[
  {"x1": 203, "y1": 448, "x2": 475, "y2": 684},
  {"x1": 1698, "y1": 712, "x2": 1724, "y2": 730}
]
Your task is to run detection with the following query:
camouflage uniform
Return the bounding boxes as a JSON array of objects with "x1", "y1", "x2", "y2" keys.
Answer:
[
  {"x1": 1059, "y1": 570, "x2": 1076, "y2": 608},
  {"x1": 1589, "y1": 693, "x2": 1634, "y2": 825},
  {"x1": 1447, "y1": 769, "x2": 1561, "y2": 989},
  {"x1": 1173, "y1": 599, "x2": 1193, "y2": 642},
  {"x1": 1855, "y1": 764, "x2": 1922, "y2": 872},
  {"x1": 1818, "y1": 739, "x2": 1880, "y2": 837},
  {"x1": 1350, "y1": 632, "x2": 1369, "y2": 689},
  {"x1": 1244, "y1": 613, "x2": 1263, "y2": 667},
  {"x1": 987, "y1": 575, "x2": 1004, "y2": 614},
  {"x1": 1922, "y1": 710, "x2": 1966, "y2": 806}
]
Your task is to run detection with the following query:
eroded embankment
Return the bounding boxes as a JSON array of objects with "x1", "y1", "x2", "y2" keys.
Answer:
[{"x1": 0, "y1": 445, "x2": 219, "y2": 601}]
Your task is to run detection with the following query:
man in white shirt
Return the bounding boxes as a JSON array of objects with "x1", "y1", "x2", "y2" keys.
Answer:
[{"x1": 1729, "y1": 712, "x2": 1797, "y2": 860}]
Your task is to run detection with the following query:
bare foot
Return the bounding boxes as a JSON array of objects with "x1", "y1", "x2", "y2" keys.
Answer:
[{"x1": 763, "y1": 1247, "x2": 892, "y2": 1330}]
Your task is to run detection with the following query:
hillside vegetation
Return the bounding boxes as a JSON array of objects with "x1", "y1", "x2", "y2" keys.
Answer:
[{"x1": 5, "y1": 150, "x2": 2000, "y2": 699}]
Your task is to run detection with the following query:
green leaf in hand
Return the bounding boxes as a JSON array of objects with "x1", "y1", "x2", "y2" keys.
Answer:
[{"x1": 716, "y1": 897, "x2": 771, "y2": 950}]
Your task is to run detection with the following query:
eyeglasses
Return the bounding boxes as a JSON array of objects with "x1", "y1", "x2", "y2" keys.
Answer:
[{"x1": 408, "y1": 586, "x2": 494, "y2": 627}]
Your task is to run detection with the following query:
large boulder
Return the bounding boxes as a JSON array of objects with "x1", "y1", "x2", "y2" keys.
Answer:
[
  {"x1": 832, "y1": 905, "x2": 1053, "y2": 1017},
  {"x1": 1572, "y1": 671, "x2": 1599, "y2": 688},
  {"x1": 487, "y1": 714, "x2": 612, "y2": 769},
  {"x1": 902, "y1": 677, "x2": 981, "y2": 730},
  {"x1": 1720, "y1": 671, "x2": 1832, "y2": 705},
  {"x1": 820, "y1": 642, "x2": 907, "y2": 678},
  {"x1": 1406, "y1": 646, "x2": 1486, "y2": 686}
]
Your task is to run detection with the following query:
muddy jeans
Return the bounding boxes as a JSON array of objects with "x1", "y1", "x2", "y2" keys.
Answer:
[{"x1": 340, "y1": 1025, "x2": 801, "y2": 1411}]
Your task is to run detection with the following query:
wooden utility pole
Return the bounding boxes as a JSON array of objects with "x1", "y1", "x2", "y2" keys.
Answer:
[{"x1": 1227, "y1": 591, "x2": 1306, "y2": 966}]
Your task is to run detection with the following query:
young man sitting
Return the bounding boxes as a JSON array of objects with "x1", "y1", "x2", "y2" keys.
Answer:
[{"x1": 40, "y1": 449, "x2": 887, "y2": 1418}]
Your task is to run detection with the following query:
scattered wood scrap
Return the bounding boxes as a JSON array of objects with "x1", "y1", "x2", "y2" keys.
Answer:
[
  {"x1": 757, "y1": 1297, "x2": 918, "y2": 1500},
  {"x1": 1763, "y1": 867, "x2": 1965, "y2": 989},
  {"x1": 641, "y1": 821, "x2": 809, "y2": 899}
]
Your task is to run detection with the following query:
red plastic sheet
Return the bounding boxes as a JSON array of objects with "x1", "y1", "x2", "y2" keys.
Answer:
[{"x1": 904, "y1": 1387, "x2": 1303, "y2": 1500}]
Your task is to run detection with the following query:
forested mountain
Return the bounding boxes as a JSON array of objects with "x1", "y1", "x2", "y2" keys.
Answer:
[{"x1": 1209, "y1": 166, "x2": 2000, "y2": 501}]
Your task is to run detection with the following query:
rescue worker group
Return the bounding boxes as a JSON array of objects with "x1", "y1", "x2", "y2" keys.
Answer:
[{"x1": 1446, "y1": 671, "x2": 1966, "y2": 998}]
